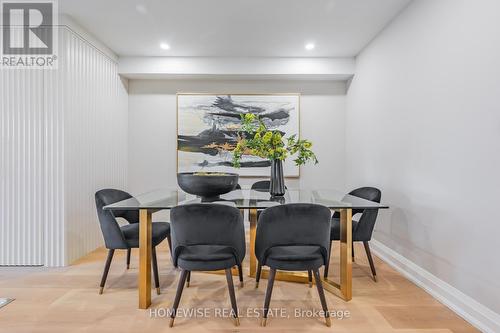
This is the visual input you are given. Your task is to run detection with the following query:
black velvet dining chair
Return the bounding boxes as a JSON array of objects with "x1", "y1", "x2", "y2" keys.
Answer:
[
  {"x1": 255, "y1": 203, "x2": 332, "y2": 327},
  {"x1": 324, "y1": 187, "x2": 381, "y2": 281},
  {"x1": 251, "y1": 180, "x2": 269, "y2": 191},
  {"x1": 169, "y1": 203, "x2": 246, "y2": 327},
  {"x1": 95, "y1": 189, "x2": 171, "y2": 295},
  {"x1": 184, "y1": 184, "x2": 244, "y2": 288}
]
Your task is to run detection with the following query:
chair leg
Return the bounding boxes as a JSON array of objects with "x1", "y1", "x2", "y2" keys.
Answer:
[
  {"x1": 237, "y1": 264, "x2": 244, "y2": 288},
  {"x1": 186, "y1": 271, "x2": 191, "y2": 287},
  {"x1": 307, "y1": 270, "x2": 313, "y2": 288},
  {"x1": 126, "y1": 248, "x2": 131, "y2": 269},
  {"x1": 255, "y1": 263, "x2": 262, "y2": 288},
  {"x1": 169, "y1": 269, "x2": 189, "y2": 327},
  {"x1": 313, "y1": 269, "x2": 331, "y2": 327},
  {"x1": 152, "y1": 246, "x2": 160, "y2": 295},
  {"x1": 352, "y1": 241, "x2": 355, "y2": 262},
  {"x1": 324, "y1": 241, "x2": 333, "y2": 279},
  {"x1": 166, "y1": 234, "x2": 172, "y2": 253},
  {"x1": 99, "y1": 249, "x2": 114, "y2": 294},
  {"x1": 261, "y1": 268, "x2": 276, "y2": 327},
  {"x1": 363, "y1": 241, "x2": 377, "y2": 282},
  {"x1": 225, "y1": 268, "x2": 240, "y2": 326}
]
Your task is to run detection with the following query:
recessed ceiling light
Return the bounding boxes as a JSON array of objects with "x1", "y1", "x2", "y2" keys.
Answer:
[
  {"x1": 160, "y1": 42, "x2": 170, "y2": 50},
  {"x1": 305, "y1": 43, "x2": 315, "y2": 50},
  {"x1": 135, "y1": 4, "x2": 148, "y2": 14}
]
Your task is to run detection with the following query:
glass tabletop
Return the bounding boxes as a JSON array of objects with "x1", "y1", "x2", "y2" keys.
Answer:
[{"x1": 103, "y1": 188, "x2": 389, "y2": 211}]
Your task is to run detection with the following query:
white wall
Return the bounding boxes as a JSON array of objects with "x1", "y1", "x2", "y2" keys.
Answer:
[
  {"x1": 346, "y1": 0, "x2": 500, "y2": 328},
  {"x1": 128, "y1": 80, "x2": 347, "y2": 211}
]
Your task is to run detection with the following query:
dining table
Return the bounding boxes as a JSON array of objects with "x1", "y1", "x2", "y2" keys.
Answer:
[{"x1": 104, "y1": 187, "x2": 389, "y2": 309}]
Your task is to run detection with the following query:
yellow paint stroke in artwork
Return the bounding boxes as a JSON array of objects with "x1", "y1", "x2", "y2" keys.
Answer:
[
  {"x1": 203, "y1": 142, "x2": 235, "y2": 151},
  {"x1": 226, "y1": 124, "x2": 241, "y2": 131},
  {"x1": 202, "y1": 142, "x2": 255, "y2": 156}
]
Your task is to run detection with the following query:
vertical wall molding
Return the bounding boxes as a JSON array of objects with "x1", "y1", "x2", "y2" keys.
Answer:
[
  {"x1": 61, "y1": 27, "x2": 128, "y2": 264},
  {"x1": 1, "y1": 26, "x2": 128, "y2": 266},
  {"x1": 1, "y1": 70, "x2": 45, "y2": 265}
]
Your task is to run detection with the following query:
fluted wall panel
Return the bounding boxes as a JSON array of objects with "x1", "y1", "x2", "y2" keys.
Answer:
[
  {"x1": 0, "y1": 26, "x2": 128, "y2": 266},
  {"x1": 61, "y1": 28, "x2": 128, "y2": 264},
  {"x1": 0, "y1": 70, "x2": 46, "y2": 266}
]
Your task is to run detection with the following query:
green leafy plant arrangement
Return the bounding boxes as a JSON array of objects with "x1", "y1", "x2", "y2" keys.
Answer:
[{"x1": 232, "y1": 113, "x2": 318, "y2": 168}]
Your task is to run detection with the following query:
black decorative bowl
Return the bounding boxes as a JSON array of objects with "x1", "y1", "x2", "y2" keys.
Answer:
[{"x1": 177, "y1": 172, "x2": 239, "y2": 201}]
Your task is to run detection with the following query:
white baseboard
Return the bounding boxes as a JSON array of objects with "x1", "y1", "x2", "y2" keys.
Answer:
[{"x1": 370, "y1": 239, "x2": 500, "y2": 333}]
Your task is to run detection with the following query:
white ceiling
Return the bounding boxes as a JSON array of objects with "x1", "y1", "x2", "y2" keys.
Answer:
[{"x1": 59, "y1": 0, "x2": 411, "y2": 57}]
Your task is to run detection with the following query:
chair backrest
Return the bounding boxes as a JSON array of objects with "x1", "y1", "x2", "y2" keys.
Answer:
[
  {"x1": 251, "y1": 180, "x2": 270, "y2": 191},
  {"x1": 350, "y1": 187, "x2": 381, "y2": 204},
  {"x1": 251, "y1": 180, "x2": 287, "y2": 192},
  {"x1": 170, "y1": 203, "x2": 245, "y2": 267},
  {"x1": 333, "y1": 187, "x2": 381, "y2": 241},
  {"x1": 255, "y1": 203, "x2": 331, "y2": 265},
  {"x1": 333, "y1": 187, "x2": 381, "y2": 216},
  {"x1": 95, "y1": 189, "x2": 136, "y2": 249},
  {"x1": 350, "y1": 187, "x2": 381, "y2": 241}
]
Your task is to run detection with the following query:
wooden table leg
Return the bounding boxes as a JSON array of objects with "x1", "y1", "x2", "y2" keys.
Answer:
[
  {"x1": 249, "y1": 208, "x2": 257, "y2": 277},
  {"x1": 339, "y1": 208, "x2": 353, "y2": 301},
  {"x1": 139, "y1": 209, "x2": 152, "y2": 309}
]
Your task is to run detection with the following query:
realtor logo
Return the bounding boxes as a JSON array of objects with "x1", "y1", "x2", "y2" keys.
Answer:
[{"x1": 1, "y1": 0, "x2": 58, "y2": 68}]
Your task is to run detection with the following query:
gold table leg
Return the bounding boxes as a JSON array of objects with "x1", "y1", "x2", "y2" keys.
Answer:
[
  {"x1": 339, "y1": 208, "x2": 353, "y2": 300},
  {"x1": 139, "y1": 209, "x2": 152, "y2": 309}
]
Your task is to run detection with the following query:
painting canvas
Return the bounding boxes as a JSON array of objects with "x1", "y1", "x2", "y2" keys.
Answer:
[{"x1": 177, "y1": 94, "x2": 300, "y2": 177}]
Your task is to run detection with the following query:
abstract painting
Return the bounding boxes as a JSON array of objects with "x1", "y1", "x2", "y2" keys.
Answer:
[{"x1": 177, "y1": 93, "x2": 300, "y2": 177}]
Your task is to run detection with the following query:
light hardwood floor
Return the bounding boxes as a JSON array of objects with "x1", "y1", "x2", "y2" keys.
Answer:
[{"x1": 0, "y1": 241, "x2": 477, "y2": 333}]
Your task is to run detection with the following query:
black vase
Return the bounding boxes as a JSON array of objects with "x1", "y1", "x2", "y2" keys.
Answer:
[{"x1": 270, "y1": 159, "x2": 286, "y2": 197}]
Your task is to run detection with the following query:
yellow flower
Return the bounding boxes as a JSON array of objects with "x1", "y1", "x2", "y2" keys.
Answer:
[
  {"x1": 304, "y1": 141, "x2": 312, "y2": 149},
  {"x1": 262, "y1": 131, "x2": 273, "y2": 143},
  {"x1": 245, "y1": 113, "x2": 255, "y2": 121},
  {"x1": 272, "y1": 132, "x2": 282, "y2": 145},
  {"x1": 254, "y1": 132, "x2": 261, "y2": 140}
]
